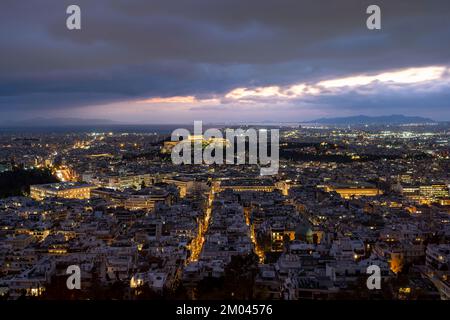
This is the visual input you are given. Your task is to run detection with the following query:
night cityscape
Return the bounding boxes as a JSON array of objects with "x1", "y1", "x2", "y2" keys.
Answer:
[{"x1": 1, "y1": 0, "x2": 450, "y2": 313}]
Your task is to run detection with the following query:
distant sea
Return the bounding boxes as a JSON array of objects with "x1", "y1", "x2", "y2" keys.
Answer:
[{"x1": 0, "y1": 124, "x2": 198, "y2": 135}]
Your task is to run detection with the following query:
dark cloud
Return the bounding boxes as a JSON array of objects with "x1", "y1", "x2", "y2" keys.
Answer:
[{"x1": 1, "y1": 0, "x2": 450, "y2": 121}]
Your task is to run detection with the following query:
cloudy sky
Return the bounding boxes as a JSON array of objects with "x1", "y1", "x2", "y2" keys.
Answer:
[{"x1": 1, "y1": 0, "x2": 450, "y2": 123}]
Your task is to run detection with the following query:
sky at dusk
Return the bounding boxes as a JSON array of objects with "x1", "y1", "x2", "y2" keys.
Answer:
[{"x1": 1, "y1": 0, "x2": 450, "y2": 123}]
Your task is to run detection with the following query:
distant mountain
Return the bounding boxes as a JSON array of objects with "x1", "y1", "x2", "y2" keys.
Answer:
[
  {"x1": 3, "y1": 117, "x2": 119, "y2": 127},
  {"x1": 307, "y1": 115, "x2": 436, "y2": 125}
]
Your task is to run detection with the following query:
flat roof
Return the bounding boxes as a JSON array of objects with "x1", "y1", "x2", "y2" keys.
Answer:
[{"x1": 31, "y1": 182, "x2": 94, "y2": 191}]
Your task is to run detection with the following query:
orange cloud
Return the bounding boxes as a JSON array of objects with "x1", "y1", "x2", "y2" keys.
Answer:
[
  {"x1": 136, "y1": 96, "x2": 197, "y2": 104},
  {"x1": 136, "y1": 66, "x2": 448, "y2": 106}
]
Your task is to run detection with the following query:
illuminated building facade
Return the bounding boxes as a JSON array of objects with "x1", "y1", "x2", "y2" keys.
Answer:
[
  {"x1": 323, "y1": 183, "x2": 382, "y2": 199},
  {"x1": 30, "y1": 182, "x2": 95, "y2": 200},
  {"x1": 162, "y1": 135, "x2": 230, "y2": 153},
  {"x1": 402, "y1": 184, "x2": 449, "y2": 204},
  {"x1": 217, "y1": 179, "x2": 289, "y2": 194},
  {"x1": 105, "y1": 174, "x2": 153, "y2": 190},
  {"x1": 124, "y1": 190, "x2": 172, "y2": 211}
]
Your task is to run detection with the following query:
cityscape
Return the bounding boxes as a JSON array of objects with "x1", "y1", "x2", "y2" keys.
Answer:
[
  {"x1": 0, "y1": 121, "x2": 449, "y2": 300},
  {"x1": 1, "y1": 0, "x2": 450, "y2": 306}
]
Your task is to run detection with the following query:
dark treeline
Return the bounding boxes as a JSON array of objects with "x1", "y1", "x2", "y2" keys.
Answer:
[
  {"x1": 121, "y1": 139, "x2": 430, "y2": 165},
  {"x1": 280, "y1": 150, "x2": 431, "y2": 163},
  {"x1": 0, "y1": 167, "x2": 58, "y2": 198}
]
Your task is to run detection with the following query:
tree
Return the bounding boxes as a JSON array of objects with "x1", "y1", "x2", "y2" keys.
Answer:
[
  {"x1": 223, "y1": 253, "x2": 259, "y2": 299},
  {"x1": 390, "y1": 254, "x2": 404, "y2": 274}
]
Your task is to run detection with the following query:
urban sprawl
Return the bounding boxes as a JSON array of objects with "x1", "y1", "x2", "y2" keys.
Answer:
[{"x1": 0, "y1": 123, "x2": 449, "y2": 300}]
